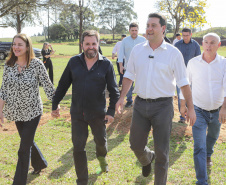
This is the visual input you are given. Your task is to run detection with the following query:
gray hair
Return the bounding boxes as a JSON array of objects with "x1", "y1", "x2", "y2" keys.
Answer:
[{"x1": 203, "y1": 33, "x2": 221, "y2": 43}]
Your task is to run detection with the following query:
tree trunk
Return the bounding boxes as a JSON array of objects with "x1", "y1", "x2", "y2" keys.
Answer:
[{"x1": 16, "y1": 14, "x2": 21, "y2": 33}]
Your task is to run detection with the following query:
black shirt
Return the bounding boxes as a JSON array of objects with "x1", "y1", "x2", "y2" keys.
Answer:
[
  {"x1": 41, "y1": 49, "x2": 52, "y2": 63},
  {"x1": 52, "y1": 53, "x2": 120, "y2": 121}
]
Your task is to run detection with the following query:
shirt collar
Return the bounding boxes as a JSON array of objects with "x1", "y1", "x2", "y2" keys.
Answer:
[
  {"x1": 144, "y1": 39, "x2": 167, "y2": 50},
  {"x1": 200, "y1": 53, "x2": 220, "y2": 64}
]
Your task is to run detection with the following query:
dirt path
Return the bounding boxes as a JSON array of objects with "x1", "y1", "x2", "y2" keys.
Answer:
[{"x1": 0, "y1": 96, "x2": 225, "y2": 143}]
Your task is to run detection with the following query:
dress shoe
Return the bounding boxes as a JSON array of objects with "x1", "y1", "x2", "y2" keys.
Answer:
[
  {"x1": 142, "y1": 151, "x2": 155, "y2": 177},
  {"x1": 31, "y1": 169, "x2": 41, "y2": 175},
  {"x1": 207, "y1": 157, "x2": 213, "y2": 167}
]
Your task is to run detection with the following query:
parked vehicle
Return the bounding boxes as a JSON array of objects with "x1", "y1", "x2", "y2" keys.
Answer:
[{"x1": 0, "y1": 42, "x2": 42, "y2": 60}]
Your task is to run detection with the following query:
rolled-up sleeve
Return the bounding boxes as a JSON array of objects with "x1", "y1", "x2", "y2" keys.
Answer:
[
  {"x1": 123, "y1": 48, "x2": 136, "y2": 81},
  {"x1": 172, "y1": 52, "x2": 189, "y2": 88}
]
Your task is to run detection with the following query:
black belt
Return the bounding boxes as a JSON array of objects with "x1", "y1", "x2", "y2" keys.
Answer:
[
  {"x1": 200, "y1": 106, "x2": 221, "y2": 113},
  {"x1": 137, "y1": 96, "x2": 172, "y2": 102}
]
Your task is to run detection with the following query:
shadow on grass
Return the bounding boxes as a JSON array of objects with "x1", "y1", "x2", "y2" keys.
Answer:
[
  {"x1": 48, "y1": 108, "x2": 132, "y2": 183},
  {"x1": 27, "y1": 173, "x2": 40, "y2": 184},
  {"x1": 48, "y1": 148, "x2": 74, "y2": 179},
  {"x1": 207, "y1": 168, "x2": 212, "y2": 185}
]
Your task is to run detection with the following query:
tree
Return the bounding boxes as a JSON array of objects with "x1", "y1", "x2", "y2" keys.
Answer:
[
  {"x1": 2, "y1": 1, "x2": 38, "y2": 33},
  {"x1": 155, "y1": 0, "x2": 207, "y2": 38},
  {"x1": 0, "y1": 0, "x2": 28, "y2": 18},
  {"x1": 94, "y1": 0, "x2": 137, "y2": 39},
  {"x1": 48, "y1": 23, "x2": 67, "y2": 39}
]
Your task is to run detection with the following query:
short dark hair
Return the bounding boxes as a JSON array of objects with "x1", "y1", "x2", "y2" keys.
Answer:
[
  {"x1": 176, "y1": 33, "x2": 181, "y2": 36},
  {"x1": 81, "y1": 30, "x2": 100, "y2": 43},
  {"x1": 121, "y1": 34, "x2": 127, "y2": 37},
  {"x1": 129, "y1": 22, "x2": 139, "y2": 30},
  {"x1": 148, "y1": 13, "x2": 167, "y2": 26},
  {"x1": 182, "y1": 28, "x2": 192, "y2": 34}
]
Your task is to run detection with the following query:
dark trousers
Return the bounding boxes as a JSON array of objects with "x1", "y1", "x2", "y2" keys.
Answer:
[
  {"x1": 71, "y1": 115, "x2": 107, "y2": 185},
  {"x1": 130, "y1": 96, "x2": 174, "y2": 185},
  {"x1": 13, "y1": 115, "x2": 48, "y2": 185},
  {"x1": 44, "y1": 60, "x2": 53, "y2": 84},
  {"x1": 116, "y1": 59, "x2": 124, "y2": 86}
]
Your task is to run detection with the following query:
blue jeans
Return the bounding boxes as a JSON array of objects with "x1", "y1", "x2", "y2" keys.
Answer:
[
  {"x1": 193, "y1": 105, "x2": 221, "y2": 185},
  {"x1": 126, "y1": 83, "x2": 133, "y2": 103},
  {"x1": 176, "y1": 86, "x2": 185, "y2": 121}
]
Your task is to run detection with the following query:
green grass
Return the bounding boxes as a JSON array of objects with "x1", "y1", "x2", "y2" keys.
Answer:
[
  {"x1": 0, "y1": 121, "x2": 225, "y2": 184},
  {"x1": 0, "y1": 43, "x2": 226, "y2": 184}
]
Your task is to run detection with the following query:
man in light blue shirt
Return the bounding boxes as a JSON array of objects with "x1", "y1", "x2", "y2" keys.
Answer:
[
  {"x1": 175, "y1": 28, "x2": 201, "y2": 123},
  {"x1": 118, "y1": 22, "x2": 146, "y2": 107}
]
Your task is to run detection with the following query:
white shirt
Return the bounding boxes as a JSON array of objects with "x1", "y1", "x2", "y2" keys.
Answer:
[
  {"x1": 124, "y1": 40, "x2": 188, "y2": 99},
  {"x1": 112, "y1": 41, "x2": 122, "y2": 55},
  {"x1": 180, "y1": 54, "x2": 226, "y2": 111},
  {"x1": 118, "y1": 35, "x2": 146, "y2": 69},
  {"x1": 173, "y1": 38, "x2": 181, "y2": 45}
]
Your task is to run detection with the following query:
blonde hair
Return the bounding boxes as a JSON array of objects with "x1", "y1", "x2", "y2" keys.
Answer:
[
  {"x1": 6, "y1": 33, "x2": 35, "y2": 68},
  {"x1": 42, "y1": 42, "x2": 49, "y2": 50}
]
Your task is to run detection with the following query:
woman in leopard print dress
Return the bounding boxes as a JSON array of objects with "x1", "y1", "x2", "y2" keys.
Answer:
[{"x1": 0, "y1": 33, "x2": 55, "y2": 185}]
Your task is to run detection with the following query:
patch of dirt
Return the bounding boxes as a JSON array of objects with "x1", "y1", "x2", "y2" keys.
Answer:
[{"x1": 0, "y1": 96, "x2": 225, "y2": 143}]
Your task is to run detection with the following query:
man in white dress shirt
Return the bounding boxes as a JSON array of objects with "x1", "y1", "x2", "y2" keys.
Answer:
[
  {"x1": 116, "y1": 13, "x2": 196, "y2": 185},
  {"x1": 180, "y1": 33, "x2": 226, "y2": 185},
  {"x1": 112, "y1": 34, "x2": 126, "y2": 87}
]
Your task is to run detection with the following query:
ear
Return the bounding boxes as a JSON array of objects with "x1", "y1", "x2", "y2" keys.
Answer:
[
  {"x1": 162, "y1": 25, "x2": 166, "y2": 34},
  {"x1": 191, "y1": 33, "x2": 192, "y2": 36},
  {"x1": 218, "y1": 42, "x2": 221, "y2": 47}
]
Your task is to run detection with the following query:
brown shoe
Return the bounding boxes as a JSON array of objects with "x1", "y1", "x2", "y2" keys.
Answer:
[{"x1": 207, "y1": 157, "x2": 213, "y2": 167}]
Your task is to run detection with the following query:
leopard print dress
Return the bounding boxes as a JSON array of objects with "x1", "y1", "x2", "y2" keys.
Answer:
[{"x1": 0, "y1": 58, "x2": 55, "y2": 122}]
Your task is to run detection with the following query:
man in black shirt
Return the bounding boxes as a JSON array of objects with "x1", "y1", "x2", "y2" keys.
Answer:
[{"x1": 51, "y1": 30, "x2": 119, "y2": 185}]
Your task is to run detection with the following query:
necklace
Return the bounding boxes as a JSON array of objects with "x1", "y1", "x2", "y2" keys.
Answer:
[{"x1": 17, "y1": 63, "x2": 27, "y2": 72}]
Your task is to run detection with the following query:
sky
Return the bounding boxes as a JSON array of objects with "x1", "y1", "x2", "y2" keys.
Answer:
[{"x1": 0, "y1": 0, "x2": 226, "y2": 38}]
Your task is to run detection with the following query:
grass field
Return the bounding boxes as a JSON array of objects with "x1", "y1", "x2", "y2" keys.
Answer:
[{"x1": 0, "y1": 43, "x2": 226, "y2": 184}]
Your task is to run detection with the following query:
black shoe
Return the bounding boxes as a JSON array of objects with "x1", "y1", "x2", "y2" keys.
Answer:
[
  {"x1": 31, "y1": 169, "x2": 41, "y2": 175},
  {"x1": 125, "y1": 101, "x2": 133, "y2": 108},
  {"x1": 142, "y1": 151, "x2": 155, "y2": 177}
]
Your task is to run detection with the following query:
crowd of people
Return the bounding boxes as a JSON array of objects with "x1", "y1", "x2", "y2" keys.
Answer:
[{"x1": 0, "y1": 11, "x2": 225, "y2": 185}]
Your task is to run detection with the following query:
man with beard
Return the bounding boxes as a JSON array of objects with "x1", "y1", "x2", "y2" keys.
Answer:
[{"x1": 51, "y1": 30, "x2": 120, "y2": 185}]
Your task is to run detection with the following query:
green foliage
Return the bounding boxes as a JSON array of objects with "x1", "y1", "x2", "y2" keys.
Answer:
[
  {"x1": 94, "y1": 0, "x2": 137, "y2": 39},
  {"x1": 49, "y1": 24, "x2": 67, "y2": 40},
  {"x1": 155, "y1": 0, "x2": 207, "y2": 38}
]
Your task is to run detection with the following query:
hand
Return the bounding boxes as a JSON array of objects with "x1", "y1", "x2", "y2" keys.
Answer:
[
  {"x1": 104, "y1": 115, "x2": 114, "y2": 124},
  {"x1": 219, "y1": 106, "x2": 226, "y2": 124},
  {"x1": 0, "y1": 111, "x2": 4, "y2": 127},
  {"x1": 186, "y1": 108, "x2": 196, "y2": 126},
  {"x1": 180, "y1": 105, "x2": 187, "y2": 119},
  {"x1": 116, "y1": 97, "x2": 124, "y2": 114},
  {"x1": 120, "y1": 66, "x2": 125, "y2": 74},
  {"x1": 51, "y1": 105, "x2": 60, "y2": 118}
]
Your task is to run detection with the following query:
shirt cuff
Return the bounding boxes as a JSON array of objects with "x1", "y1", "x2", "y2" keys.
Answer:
[
  {"x1": 106, "y1": 108, "x2": 115, "y2": 117},
  {"x1": 176, "y1": 78, "x2": 189, "y2": 88},
  {"x1": 124, "y1": 71, "x2": 135, "y2": 81}
]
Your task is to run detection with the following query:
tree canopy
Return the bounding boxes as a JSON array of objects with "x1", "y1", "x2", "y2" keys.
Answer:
[
  {"x1": 94, "y1": 0, "x2": 137, "y2": 39},
  {"x1": 155, "y1": 0, "x2": 207, "y2": 37}
]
